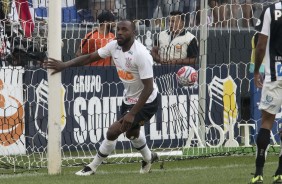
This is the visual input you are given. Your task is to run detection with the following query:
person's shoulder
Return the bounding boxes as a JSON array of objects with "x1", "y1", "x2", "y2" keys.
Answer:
[
  {"x1": 102, "y1": 39, "x2": 118, "y2": 50},
  {"x1": 108, "y1": 39, "x2": 118, "y2": 46},
  {"x1": 85, "y1": 30, "x2": 98, "y2": 37},
  {"x1": 184, "y1": 30, "x2": 196, "y2": 37},
  {"x1": 109, "y1": 32, "x2": 115, "y2": 37},
  {"x1": 133, "y1": 41, "x2": 151, "y2": 55},
  {"x1": 159, "y1": 30, "x2": 169, "y2": 35}
]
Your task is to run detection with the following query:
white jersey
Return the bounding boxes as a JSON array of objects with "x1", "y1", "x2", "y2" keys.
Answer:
[
  {"x1": 256, "y1": 1, "x2": 282, "y2": 82},
  {"x1": 98, "y1": 40, "x2": 158, "y2": 105}
]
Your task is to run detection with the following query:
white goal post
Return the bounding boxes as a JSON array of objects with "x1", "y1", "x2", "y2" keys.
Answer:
[{"x1": 47, "y1": 0, "x2": 62, "y2": 175}]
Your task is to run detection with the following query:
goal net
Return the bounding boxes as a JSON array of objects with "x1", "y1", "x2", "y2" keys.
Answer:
[{"x1": 0, "y1": 0, "x2": 281, "y2": 173}]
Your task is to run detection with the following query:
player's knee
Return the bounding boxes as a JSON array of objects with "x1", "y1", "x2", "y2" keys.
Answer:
[
  {"x1": 125, "y1": 130, "x2": 139, "y2": 140},
  {"x1": 106, "y1": 127, "x2": 119, "y2": 140}
]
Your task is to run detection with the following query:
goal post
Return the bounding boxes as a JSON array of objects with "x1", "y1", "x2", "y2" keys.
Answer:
[
  {"x1": 47, "y1": 0, "x2": 62, "y2": 175},
  {"x1": 198, "y1": 0, "x2": 208, "y2": 146}
]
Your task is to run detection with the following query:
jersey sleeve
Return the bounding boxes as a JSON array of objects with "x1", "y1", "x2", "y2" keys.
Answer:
[
  {"x1": 136, "y1": 49, "x2": 154, "y2": 79},
  {"x1": 255, "y1": 7, "x2": 271, "y2": 36},
  {"x1": 97, "y1": 40, "x2": 116, "y2": 58},
  {"x1": 187, "y1": 37, "x2": 199, "y2": 58}
]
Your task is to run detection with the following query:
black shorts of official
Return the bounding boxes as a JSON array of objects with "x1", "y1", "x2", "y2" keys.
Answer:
[{"x1": 120, "y1": 96, "x2": 159, "y2": 129}]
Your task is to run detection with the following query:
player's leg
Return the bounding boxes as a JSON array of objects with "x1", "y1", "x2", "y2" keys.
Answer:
[
  {"x1": 250, "y1": 81, "x2": 282, "y2": 183},
  {"x1": 249, "y1": 110, "x2": 274, "y2": 183},
  {"x1": 125, "y1": 97, "x2": 159, "y2": 173},
  {"x1": 126, "y1": 128, "x2": 159, "y2": 174},
  {"x1": 272, "y1": 82, "x2": 282, "y2": 183},
  {"x1": 274, "y1": 130, "x2": 282, "y2": 184},
  {"x1": 75, "y1": 121, "x2": 123, "y2": 176}
]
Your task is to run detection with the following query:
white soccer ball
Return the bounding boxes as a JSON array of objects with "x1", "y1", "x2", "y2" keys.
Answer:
[{"x1": 176, "y1": 66, "x2": 198, "y2": 86}]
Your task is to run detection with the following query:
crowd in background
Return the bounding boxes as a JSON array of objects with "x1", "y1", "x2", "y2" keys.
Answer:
[
  {"x1": 0, "y1": 0, "x2": 279, "y2": 67},
  {"x1": 75, "y1": 0, "x2": 279, "y2": 28}
]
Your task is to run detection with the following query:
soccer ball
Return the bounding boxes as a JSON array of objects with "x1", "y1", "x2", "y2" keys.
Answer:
[{"x1": 176, "y1": 66, "x2": 198, "y2": 86}]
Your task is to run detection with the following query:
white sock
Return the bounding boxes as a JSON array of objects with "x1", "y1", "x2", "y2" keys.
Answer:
[
  {"x1": 130, "y1": 131, "x2": 151, "y2": 163},
  {"x1": 88, "y1": 138, "x2": 117, "y2": 171}
]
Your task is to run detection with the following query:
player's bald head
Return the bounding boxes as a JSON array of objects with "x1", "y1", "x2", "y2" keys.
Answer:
[{"x1": 117, "y1": 19, "x2": 136, "y2": 32}]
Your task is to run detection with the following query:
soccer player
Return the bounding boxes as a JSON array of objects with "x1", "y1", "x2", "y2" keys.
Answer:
[
  {"x1": 44, "y1": 20, "x2": 159, "y2": 176},
  {"x1": 250, "y1": 1, "x2": 282, "y2": 184}
]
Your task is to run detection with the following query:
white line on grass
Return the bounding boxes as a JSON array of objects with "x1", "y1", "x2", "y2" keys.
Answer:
[{"x1": 0, "y1": 161, "x2": 277, "y2": 177}]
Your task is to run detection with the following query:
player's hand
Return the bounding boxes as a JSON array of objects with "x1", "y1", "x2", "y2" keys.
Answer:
[
  {"x1": 43, "y1": 58, "x2": 66, "y2": 75},
  {"x1": 120, "y1": 112, "x2": 135, "y2": 132},
  {"x1": 254, "y1": 72, "x2": 263, "y2": 88},
  {"x1": 151, "y1": 46, "x2": 161, "y2": 63}
]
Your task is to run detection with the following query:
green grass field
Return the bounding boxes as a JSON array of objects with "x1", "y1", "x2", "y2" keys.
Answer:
[{"x1": 0, "y1": 154, "x2": 281, "y2": 184}]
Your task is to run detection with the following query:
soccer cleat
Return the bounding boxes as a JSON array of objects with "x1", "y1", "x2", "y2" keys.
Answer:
[
  {"x1": 140, "y1": 152, "x2": 159, "y2": 174},
  {"x1": 249, "y1": 175, "x2": 263, "y2": 184},
  {"x1": 75, "y1": 166, "x2": 95, "y2": 176},
  {"x1": 273, "y1": 175, "x2": 282, "y2": 184}
]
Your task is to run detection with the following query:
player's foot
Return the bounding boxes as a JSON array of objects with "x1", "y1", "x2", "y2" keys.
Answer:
[
  {"x1": 273, "y1": 175, "x2": 282, "y2": 184},
  {"x1": 249, "y1": 175, "x2": 263, "y2": 184},
  {"x1": 75, "y1": 166, "x2": 95, "y2": 176},
  {"x1": 140, "y1": 152, "x2": 159, "y2": 174}
]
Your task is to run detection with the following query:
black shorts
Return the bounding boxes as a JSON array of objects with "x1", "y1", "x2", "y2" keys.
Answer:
[{"x1": 120, "y1": 96, "x2": 159, "y2": 129}]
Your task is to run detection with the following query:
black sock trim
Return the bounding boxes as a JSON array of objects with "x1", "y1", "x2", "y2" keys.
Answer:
[
  {"x1": 98, "y1": 151, "x2": 108, "y2": 158},
  {"x1": 135, "y1": 144, "x2": 146, "y2": 151}
]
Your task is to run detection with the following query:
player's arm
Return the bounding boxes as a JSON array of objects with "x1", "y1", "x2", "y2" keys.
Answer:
[
  {"x1": 151, "y1": 46, "x2": 161, "y2": 63},
  {"x1": 44, "y1": 51, "x2": 102, "y2": 74},
  {"x1": 254, "y1": 7, "x2": 270, "y2": 88},
  {"x1": 120, "y1": 78, "x2": 154, "y2": 132},
  {"x1": 130, "y1": 78, "x2": 154, "y2": 115},
  {"x1": 254, "y1": 33, "x2": 268, "y2": 88}
]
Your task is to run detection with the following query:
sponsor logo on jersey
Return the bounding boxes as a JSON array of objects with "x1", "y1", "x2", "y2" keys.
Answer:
[
  {"x1": 276, "y1": 63, "x2": 282, "y2": 77},
  {"x1": 275, "y1": 10, "x2": 282, "y2": 21},
  {"x1": 0, "y1": 79, "x2": 24, "y2": 146},
  {"x1": 175, "y1": 44, "x2": 182, "y2": 50},
  {"x1": 117, "y1": 69, "x2": 134, "y2": 80},
  {"x1": 266, "y1": 95, "x2": 274, "y2": 103}
]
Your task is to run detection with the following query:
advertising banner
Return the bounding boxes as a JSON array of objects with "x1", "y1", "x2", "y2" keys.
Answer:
[
  {"x1": 0, "y1": 67, "x2": 25, "y2": 155},
  {"x1": 25, "y1": 64, "x2": 247, "y2": 151}
]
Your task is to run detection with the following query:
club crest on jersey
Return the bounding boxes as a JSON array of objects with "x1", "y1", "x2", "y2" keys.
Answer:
[
  {"x1": 128, "y1": 50, "x2": 133, "y2": 55},
  {"x1": 125, "y1": 57, "x2": 133, "y2": 68}
]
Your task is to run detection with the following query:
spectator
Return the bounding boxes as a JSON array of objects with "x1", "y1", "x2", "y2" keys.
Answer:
[
  {"x1": 208, "y1": 0, "x2": 228, "y2": 27},
  {"x1": 91, "y1": 0, "x2": 115, "y2": 23},
  {"x1": 76, "y1": 11, "x2": 115, "y2": 66},
  {"x1": 240, "y1": 0, "x2": 252, "y2": 27},
  {"x1": 183, "y1": 0, "x2": 200, "y2": 26},
  {"x1": 125, "y1": 0, "x2": 150, "y2": 26},
  {"x1": 151, "y1": 11, "x2": 199, "y2": 65}
]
